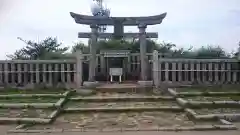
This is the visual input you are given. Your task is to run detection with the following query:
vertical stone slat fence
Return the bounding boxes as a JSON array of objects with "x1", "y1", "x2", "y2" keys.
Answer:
[
  {"x1": 152, "y1": 50, "x2": 240, "y2": 87},
  {"x1": 0, "y1": 51, "x2": 83, "y2": 88}
]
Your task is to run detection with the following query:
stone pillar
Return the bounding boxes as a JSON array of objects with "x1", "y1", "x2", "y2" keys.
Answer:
[
  {"x1": 238, "y1": 42, "x2": 240, "y2": 60},
  {"x1": 88, "y1": 24, "x2": 98, "y2": 82},
  {"x1": 138, "y1": 24, "x2": 147, "y2": 81},
  {"x1": 153, "y1": 50, "x2": 159, "y2": 87},
  {"x1": 75, "y1": 50, "x2": 83, "y2": 88},
  {"x1": 113, "y1": 20, "x2": 124, "y2": 39},
  {"x1": 127, "y1": 56, "x2": 131, "y2": 73},
  {"x1": 100, "y1": 54, "x2": 105, "y2": 73}
]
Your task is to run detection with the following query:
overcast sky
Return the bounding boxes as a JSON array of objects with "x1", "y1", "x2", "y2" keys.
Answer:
[{"x1": 0, "y1": 0, "x2": 239, "y2": 59}]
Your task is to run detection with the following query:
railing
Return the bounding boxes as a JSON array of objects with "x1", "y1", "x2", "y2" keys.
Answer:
[
  {"x1": 0, "y1": 52, "x2": 83, "y2": 88},
  {"x1": 3, "y1": 50, "x2": 237, "y2": 88},
  {"x1": 152, "y1": 50, "x2": 240, "y2": 86}
]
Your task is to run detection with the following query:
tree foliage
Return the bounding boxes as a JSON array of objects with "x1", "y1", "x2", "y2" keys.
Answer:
[
  {"x1": 8, "y1": 36, "x2": 237, "y2": 60},
  {"x1": 71, "y1": 42, "x2": 89, "y2": 54},
  {"x1": 7, "y1": 37, "x2": 69, "y2": 60}
]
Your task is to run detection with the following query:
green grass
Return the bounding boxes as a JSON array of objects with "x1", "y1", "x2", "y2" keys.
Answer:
[
  {"x1": 176, "y1": 85, "x2": 240, "y2": 92},
  {"x1": 194, "y1": 108, "x2": 240, "y2": 115},
  {"x1": 185, "y1": 96, "x2": 233, "y2": 102},
  {"x1": 0, "y1": 97, "x2": 60, "y2": 103},
  {"x1": 230, "y1": 96, "x2": 240, "y2": 101},
  {"x1": 0, "y1": 108, "x2": 54, "y2": 118},
  {"x1": 0, "y1": 88, "x2": 66, "y2": 95}
]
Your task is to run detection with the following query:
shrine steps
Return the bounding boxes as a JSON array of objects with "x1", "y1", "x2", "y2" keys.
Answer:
[{"x1": 95, "y1": 82, "x2": 154, "y2": 93}]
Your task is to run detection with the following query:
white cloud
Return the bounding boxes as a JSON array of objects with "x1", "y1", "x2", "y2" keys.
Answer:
[{"x1": 0, "y1": 0, "x2": 240, "y2": 59}]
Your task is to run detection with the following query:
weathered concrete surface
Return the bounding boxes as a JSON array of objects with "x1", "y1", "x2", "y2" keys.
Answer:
[
  {"x1": 6, "y1": 130, "x2": 240, "y2": 135},
  {"x1": 83, "y1": 81, "x2": 100, "y2": 87}
]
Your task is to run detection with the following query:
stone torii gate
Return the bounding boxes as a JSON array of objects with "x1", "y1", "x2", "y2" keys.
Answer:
[{"x1": 70, "y1": 12, "x2": 167, "y2": 84}]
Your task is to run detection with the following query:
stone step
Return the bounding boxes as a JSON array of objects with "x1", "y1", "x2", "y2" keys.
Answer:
[{"x1": 95, "y1": 83, "x2": 155, "y2": 93}]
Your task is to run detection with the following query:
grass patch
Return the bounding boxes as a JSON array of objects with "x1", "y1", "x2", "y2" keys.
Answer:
[
  {"x1": 0, "y1": 108, "x2": 54, "y2": 118},
  {"x1": 184, "y1": 95, "x2": 240, "y2": 102},
  {"x1": 194, "y1": 108, "x2": 240, "y2": 115},
  {"x1": 231, "y1": 96, "x2": 240, "y2": 101},
  {"x1": 185, "y1": 96, "x2": 234, "y2": 102},
  {"x1": 0, "y1": 97, "x2": 59, "y2": 103},
  {"x1": 176, "y1": 85, "x2": 240, "y2": 92},
  {"x1": 0, "y1": 88, "x2": 66, "y2": 94}
]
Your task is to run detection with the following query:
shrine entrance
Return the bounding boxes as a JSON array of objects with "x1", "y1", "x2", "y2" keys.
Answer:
[
  {"x1": 107, "y1": 57, "x2": 123, "y2": 69},
  {"x1": 100, "y1": 50, "x2": 130, "y2": 82}
]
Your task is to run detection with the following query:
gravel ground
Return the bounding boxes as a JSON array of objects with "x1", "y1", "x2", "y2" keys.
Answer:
[
  {"x1": 27, "y1": 112, "x2": 221, "y2": 131},
  {"x1": 4, "y1": 130, "x2": 240, "y2": 135}
]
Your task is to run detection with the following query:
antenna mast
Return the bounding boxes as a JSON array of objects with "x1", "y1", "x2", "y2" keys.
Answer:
[
  {"x1": 91, "y1": 0, "x2": 110, "y2": 33},
  {"x1": 95, "y1": 0, "x2": 103, "y2": 9}
]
